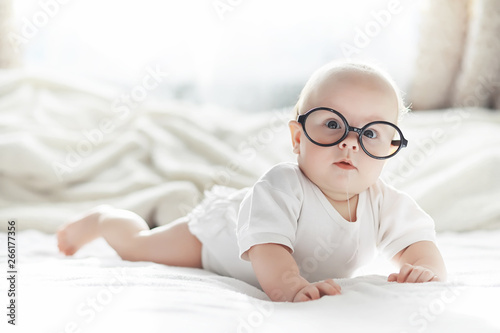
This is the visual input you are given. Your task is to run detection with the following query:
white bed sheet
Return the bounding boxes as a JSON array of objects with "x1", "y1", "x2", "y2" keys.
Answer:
[{"x1": 0, "y1": 229, "x2": 499, "y2": 333}]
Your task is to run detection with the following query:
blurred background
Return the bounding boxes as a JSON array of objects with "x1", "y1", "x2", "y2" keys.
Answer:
[{"x1": 7, "y1": 0, "x2": 422, "y2": 111}]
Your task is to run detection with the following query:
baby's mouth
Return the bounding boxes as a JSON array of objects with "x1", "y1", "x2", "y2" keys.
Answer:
[{"x1": 334, "y1": 160, "x2": 356, "y2": 170}]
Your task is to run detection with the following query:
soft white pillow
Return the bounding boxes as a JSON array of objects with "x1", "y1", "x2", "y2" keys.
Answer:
[{"x1": 382, "y1": 108, "x2": 500, "y2": 231}]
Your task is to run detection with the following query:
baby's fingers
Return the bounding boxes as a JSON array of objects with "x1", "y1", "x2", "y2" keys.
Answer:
[
  {"x1": 404, "y1": 265, "x2": 437, "y2": 283},
  {"x1": 293, "y1": 292, "x2": 312, "y2": 302},
  {"x1": 396, "y1": 263, "x2": 414, "y2": 283},
  {"x1": 387, "y1": 273, "x2": 398, "y2": 282},
  {"x1": 294, "y1": 285, "x2": 320, "y2": 302},
  {"x1": 389, "y1": 264, "x2": 438, "y2": 283},
  {"x1": 415, "y1": 269, "x2": 437, "y2": 283},
  {"x1": 305, "y1": 285, "x2": 322, "y2": 300},
  {"x1": 406, "y1": 267, "x2": 426, "y2": 283},
  {"x1": 293, "y1": 280, "x2": 342, "y2": 302},
  {"x1": 320, "y1": 279, "x2": 342, "y2": 295}
]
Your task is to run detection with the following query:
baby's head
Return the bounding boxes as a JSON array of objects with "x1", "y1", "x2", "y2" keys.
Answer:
[
  {"x1": 293, "y1": 61, "x2": 407, "y2": 121},
  {"x1": 289, "y1": 61, "x2": 408, "y2": 200}
]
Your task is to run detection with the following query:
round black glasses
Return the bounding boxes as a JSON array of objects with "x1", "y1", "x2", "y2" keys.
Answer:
[{"x1": 297, "y1": 107, "x2": 408, "y2": 160}]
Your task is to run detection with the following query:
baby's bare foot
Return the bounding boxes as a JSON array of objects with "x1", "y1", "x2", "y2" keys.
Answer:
[{"x1": 57, "y1": 205, "x2": 111, "y2": 256}]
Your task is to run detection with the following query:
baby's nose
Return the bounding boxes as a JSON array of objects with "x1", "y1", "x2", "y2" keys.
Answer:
[{"x1": 339, "y1": 133, "x2": 359, "y2": 152}]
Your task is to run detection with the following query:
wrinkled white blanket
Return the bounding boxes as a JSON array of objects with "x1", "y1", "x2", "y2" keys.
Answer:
[
  {"x1": 0, "y1": 229, "x2": 499, "y2": 333},
  {"x1": 0, "y1": 69, "x2": 500, "y2": 233},
  {"x1": 0, "y1": 69, "x2": 295, "y2": 232}
]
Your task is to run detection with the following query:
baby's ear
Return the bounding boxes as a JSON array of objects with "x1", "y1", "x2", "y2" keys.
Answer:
[{"x1": 288, "y1": 120, "x2": 302, "y2": 154}]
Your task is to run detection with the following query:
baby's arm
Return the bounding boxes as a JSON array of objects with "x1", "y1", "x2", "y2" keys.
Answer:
[
  {"x1": 388, "y1": 240, "x2": 447, "y2": 283},
  {"x1": 248, "y1": 243, "x2": 341, "y2": 302}
]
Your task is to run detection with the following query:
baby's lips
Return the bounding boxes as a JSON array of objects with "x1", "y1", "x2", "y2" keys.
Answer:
[{"x1": 334, "y1": 159, "x2": 356, "y2": 170}]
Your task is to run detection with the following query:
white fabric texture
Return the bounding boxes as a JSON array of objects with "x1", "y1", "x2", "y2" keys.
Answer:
[
  {"x1": 188, "y1": 162, "x2": 435, "y2": 288},
  {"x1": 382, "y1": 109, "x2": 500, "y2": 231},
  {"x1": 238, "y1": 163, "x2": 435, "y2": 281},
  {"x1": 0, "y1": 69, "x2": 295, "y2": 232},
  {"x1": 187, "y1": 185, "x2": 259, "y2": 287},
  {"x1": 1, "y1": 229, "x2": 499, "y2": 333}
]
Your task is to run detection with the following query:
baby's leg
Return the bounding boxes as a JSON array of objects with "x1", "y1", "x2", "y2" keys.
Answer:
[{"x1": 57, "y1": 205, "x2": 202, "y2": 268}]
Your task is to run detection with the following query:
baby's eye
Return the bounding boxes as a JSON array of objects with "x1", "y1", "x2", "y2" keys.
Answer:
[
  {"x1": 363, "y1": 129, "x2": 377, "y2": 139},
  {"x1": 326, "y1": 120, "x2": 340, "y2": 129}
]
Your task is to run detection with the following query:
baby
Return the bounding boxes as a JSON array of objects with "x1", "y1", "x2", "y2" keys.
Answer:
[{"x1": 58, "y1": 61, "x2": 447, "y2": 302}]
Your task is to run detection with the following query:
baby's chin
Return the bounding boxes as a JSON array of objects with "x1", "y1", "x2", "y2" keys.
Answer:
[
  {"x1": 298, "y1": 163, "x2": 375, "y2": 195},
  {"x1": 325, "y1": 172, "x2": 373, "y2": 193},
  {"x1": 336, "y1": 168, "x2": 382, "y2": 192}
]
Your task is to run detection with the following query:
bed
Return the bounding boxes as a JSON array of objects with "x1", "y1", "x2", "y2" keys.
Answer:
[
  {"x1": 2, "y1": 228, "x2": 500, "y2": 333},
  {"x1": 0, "y1": 68, "x2": 500, "y2": 333}
]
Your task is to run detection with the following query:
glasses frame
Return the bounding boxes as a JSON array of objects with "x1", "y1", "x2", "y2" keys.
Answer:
[{"x1": 297, "y1": 107, "x2": 408, "y2": 160}]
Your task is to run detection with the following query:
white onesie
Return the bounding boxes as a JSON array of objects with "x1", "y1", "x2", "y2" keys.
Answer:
[{"x1": 187, "y1": 162, "x2": 436, "y2": 288}]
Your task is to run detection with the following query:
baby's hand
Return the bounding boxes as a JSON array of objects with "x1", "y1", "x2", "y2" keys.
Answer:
[
  {"x1": 292, "y1": 279, "x2": 341, "y2": 302},
  {"x1": 388, "y1": 263, "x2": 439, "y2": 283}
]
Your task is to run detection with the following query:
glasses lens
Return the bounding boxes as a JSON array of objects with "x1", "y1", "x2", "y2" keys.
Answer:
[
  {"x1": 360, "y1": 122, "x2": 402, "y2": 158},
  {"x1": 304, "y1": 110, "x2": 346, "y2": 145}
]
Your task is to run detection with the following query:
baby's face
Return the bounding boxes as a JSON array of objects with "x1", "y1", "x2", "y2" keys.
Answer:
[{"x1": 290, "y1": 71, "x2": 399, "y2": 201}]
